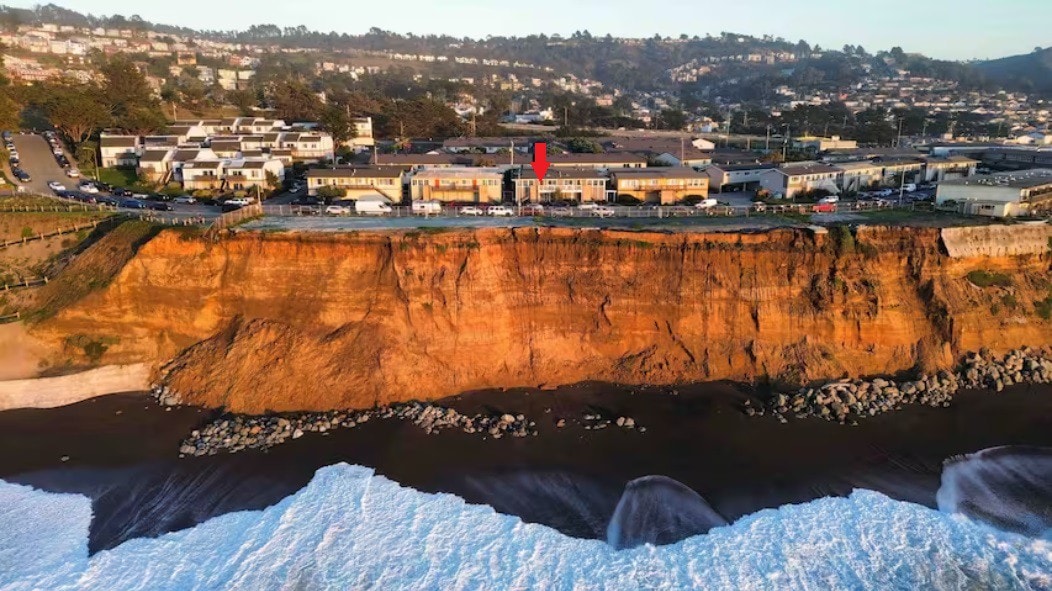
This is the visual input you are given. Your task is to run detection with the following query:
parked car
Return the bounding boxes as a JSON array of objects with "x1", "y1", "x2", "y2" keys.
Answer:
[
  {"x1": 13, "y1": 169, "x2": 30, "y2": 182},
  {"x1": 550, "y1": 207, "x2": 573, "y2": 217},
  {"x1": 411, "y1": 200, "x2": 442, "y2": 215},
  {"x1": 577, "y1": 203, "x2": 599, "y2": 211},
  {"x1": 325, "y1": 205, "x2": 352, "y2": 215},
  {"x1": 78, "y1": 182, "x2": 99, "y2": 194},
  {"x1": 292, "y1": 196, "x2": 321, "y2": 206},
  {"x1": 172, "y1": 195, "x2": 196, "y2": 205},
  {"x1": 592, "y1": 205, "x2": 615, "y2": 218},
  {"x1": 47, "y1": 180, "x2": 65, "y2": 192},
  {"x1": 520, "y1": 203, "x2": 545, "y2": 215},
  {"x1": 455, "y1": 205, "x2": 481, "y2": 216},
  {"x1": 131, "y1": 192, "x2": 151, "y2": 200},
  {"x1": 8, "y1": 156, "x2": 18, "y2": 166},
  {"x1": 812, "y1": 203, "x2": 838, "y2": 213},
  {"x1": 111, "y1": 188, "x2": 131, "y2": 198},
  {"x1": 487, "y1": 205, "x2": 515, "y2": 217},
  {"x1": 95, "y1": 196, "x2": 118, "y2": 206},
  {"x1": 693, "y1": 198, "x2": 719, "y2": 209},
  {"x1": 876, "y1": 189, "x2": 894, "y2": 197},
  {"x1": 220, "y1": 203, "x2": 244, "y2": 213},
  {"x1": 120, "y1": 199, "x2": 148, "y2": 209},
  {"x1": 818, "y1": 196, "x2": 840, "y2": 204},
  {"x1": 66, "y1": 168, "x2": 80, "y2": 178},
  {"x1": 354, "y1": 199, "x2": 392, "y2": 216},
  {"x1": 148, "y1": 201, "x2": 173, "y2": 211},
  {"x1": 223, "y1": 197, "x2": 252, "y2": 206}
]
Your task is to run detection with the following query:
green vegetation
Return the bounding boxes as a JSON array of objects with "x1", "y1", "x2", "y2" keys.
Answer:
[
  {"x1": 27, "y1": 220, "x2": 160, "y2": 323},
  {"x1": 20, "y1": 226, "x2": 32, "y2": 239},
  {"x1": 1035, "y1": 289, "x2": 1052, "y2": 320},
  {"x1": 966, "y1": 270, "x2": 1013, "y2": 288},
  {"x1": 1002, "y1": 294, "x2": 1019, "y2": 310},
  {"x1": 830, "y1": 226, "x2": 855, "y2": 256},
  {"x1": 64, "y1": 334, "x2": 120, "y2": 365},
  {"x1": 97, "y1": 167, "x2": 142, "y2": 189}
]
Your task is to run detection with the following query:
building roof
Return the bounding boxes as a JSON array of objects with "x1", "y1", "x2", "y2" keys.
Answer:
[
  {"x1": 172, "y1": 149, "x2": 203, "y2": 162},
  {"x1": 210, "y1": 140, "x2": 242, "y2": 151},
  {"x1": 923, "y1": 155, "x2": 980, "y2": 166},
  {"x1": 834, "y1": 161, "x2": 884, "y2": 172},
  {"x1": 940, "y1": 169, "x2": 1052, "y2": 190},
  {"x1": 99, "y1": 135, "x2": 138, "y2": 148},
  {"x1": 516, "y1": 167, "x2": 606, "y2": 181},
  {"x1": 609, "y1": 167, "x2": 707, "y2": 179},
  {"x1": 139, "y1": 149, "x2": 172, "y2": 163},
  {"x1": 548, "y1": 153, "x2": 647, "y2": 165},
  {"x1": 230, "y1": 160, "x2": 269, "y2": 170},
  {"x1": 875, "y1": 158, "x2": 924, "y2": 168},
  {"x1": 443, "y1": 136, "x2": 539, "y2": 149},
  {"x1": 707, "y1": 162, "x2": 778, "y2": 172},
  {"x1": 307, "y1": 166, "x2": 404, "y2": 179},
  {"x1": 775, "y1": 163, "x2": 842, "y2": 176},
  {"x1": 182, "y1": 160, "x2": 222, "y2": 169},
  {"x1": 412, "y1": 168, "x2": 504, "y2": 179}
]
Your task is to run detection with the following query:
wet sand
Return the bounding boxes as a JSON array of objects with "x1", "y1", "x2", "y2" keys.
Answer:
[{"x1": 1, "y1": 381, "x2": 1051, "y2": 552}]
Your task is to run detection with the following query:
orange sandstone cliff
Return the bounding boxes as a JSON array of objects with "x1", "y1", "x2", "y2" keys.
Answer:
[{"x1": 29, "y1": 225, "x2": 1052, "y2": 413}]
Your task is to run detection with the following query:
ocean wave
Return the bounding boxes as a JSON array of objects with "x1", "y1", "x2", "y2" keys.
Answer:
[{"x1": 1, "y1": 463, "x2": 1050, "y2": 591}]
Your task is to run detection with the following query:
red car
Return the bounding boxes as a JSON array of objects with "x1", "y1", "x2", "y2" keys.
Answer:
[{"x1": 812, "y1": 203, "x2": 838, "y2": 213}]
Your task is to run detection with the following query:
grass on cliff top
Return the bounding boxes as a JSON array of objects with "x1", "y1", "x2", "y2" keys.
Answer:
[
  {"x1": 966, "y1": 270, "x2": 1013, "y2": 288},
  {"x1": 24, "y1": 219, "x2": 162, "y2": 323},
  {"x1": 0, "y1": 194, "x2": 70, "y2": 209}
]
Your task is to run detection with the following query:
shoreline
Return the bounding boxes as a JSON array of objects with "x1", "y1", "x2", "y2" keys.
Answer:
[{"x1": 2, "y1": 379, "x2": 1051, "y2": 552}]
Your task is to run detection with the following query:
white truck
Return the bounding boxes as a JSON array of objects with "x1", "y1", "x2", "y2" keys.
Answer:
[
  {"x1": 411, "y1": 200, "x2": 441, "y2": 215},
  {"x1": 355, "y1": 197, "x2": 392, "y2": 216}
]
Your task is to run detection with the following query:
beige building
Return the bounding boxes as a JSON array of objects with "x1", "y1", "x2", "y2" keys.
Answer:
[
  {"x1": 793, "y1": 135, "x2": 858, "y2": 151},
  {"x1": 921, "y1": 156, "x2": 978, "y2": 183},
  {"x1": 306, "y1": 167, "x2": 404, "y2": 201},
  {"x1": 835, "y1": 161, "x2": 885, "y2": 193},
  {"x1": 609, "y1": 168, "x2": 709, "y2": 204},
  {"x1": 410, "y1": 168, "x2": 504, "y2": 203},
  {"x1": 936, "y1": 169, "x2": 1052, "y2": 218},
  {"x1": 513, "y1": 168, "x2": 607, "y2": 204},
  {"x1": 760, "y1": 163, "x2": 841, "y2": 199}
]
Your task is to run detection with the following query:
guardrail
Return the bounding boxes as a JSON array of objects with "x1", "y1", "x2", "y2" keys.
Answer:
[
  {"x1": 261, "y1": 200, "x2": 916, "y2": 220},
  {"x1": 0, "y1": 311, "x2": 21, "y2": 324}
]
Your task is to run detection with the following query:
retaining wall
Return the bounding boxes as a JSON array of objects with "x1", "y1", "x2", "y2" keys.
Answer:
[{"x1": 0, "y1": 363, "x2": 151, "y2": 411}]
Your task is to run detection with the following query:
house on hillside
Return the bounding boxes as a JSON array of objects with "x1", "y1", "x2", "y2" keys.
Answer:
[
  {"x1": 224, "y1": 159, "x2": 285, "y2": 192},
  {"x1": 99, "y1": 134, "x2": 140, "y2": 168}
]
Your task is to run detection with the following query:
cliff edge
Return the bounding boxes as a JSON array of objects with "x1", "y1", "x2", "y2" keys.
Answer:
[{"x1": 28, "y1": 224, "x2": 1052, "y2": 413}]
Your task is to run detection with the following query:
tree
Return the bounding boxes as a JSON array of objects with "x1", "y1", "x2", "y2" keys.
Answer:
[
  {"x1": 270, "y1": 80, "x2": 322, "y2": 122},
  {"x1": 120, "y1": 105, "x2": 168, "y2": 135},
  {"x1": 566, "y1": 137, "x2": 603, "y2": 153},
  {"x1": 226, "y1": 88, "x2": 257, "y2": 116},
  {"x1": 657, "y1": 109, "x2": 687, "y2": 131},
  {"x1": 45, "y1": 86, "x2": 111, "y2": 145},
  {"x1": 99, "y1": 56, "x2": 155, "y2": 120},
  {"x1": 319, "y1": 105, "x2": 355, "y2": 145}
]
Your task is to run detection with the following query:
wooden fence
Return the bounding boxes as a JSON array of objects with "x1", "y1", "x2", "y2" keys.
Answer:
[
  {"x1": 0, "y1": 220, "x2": 103, "y2": 249},
  {"x1": 204, "y1": 202, "x2": 263, "y2": 239},
  {"x1": 0, "y1": 311, "x2": 20, "y2": 324}
]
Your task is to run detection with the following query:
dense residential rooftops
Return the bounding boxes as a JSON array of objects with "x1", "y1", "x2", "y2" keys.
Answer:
[
  {"x1": 706, "y1": 162, "x2": 778, "y2": 172},
  {"x1": 834, "y1": 161, "x2": 885, "y2": 172},
  {"x1": 139, "y1": 149, "x2": 172, "y2": 163}
]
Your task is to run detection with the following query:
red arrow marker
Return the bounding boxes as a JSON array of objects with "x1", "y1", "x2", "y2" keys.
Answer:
[{"x1": 531, "y1": 142, "x2": 549, "y2": 181}]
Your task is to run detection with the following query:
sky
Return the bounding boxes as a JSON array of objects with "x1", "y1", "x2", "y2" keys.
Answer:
[{"x1": 8, "y1": 0, "x2": 1051, "y2": 61}]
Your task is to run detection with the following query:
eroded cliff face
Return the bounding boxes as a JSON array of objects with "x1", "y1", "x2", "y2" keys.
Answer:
[{"x1": 31, "y1": 226, "x2": 1052, "y2": 413}]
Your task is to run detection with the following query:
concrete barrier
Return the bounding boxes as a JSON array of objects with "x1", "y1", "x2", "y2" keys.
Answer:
[
  {"x1": 941, "y1": 224, "x2": 1052, "y2": 258},
  {"x1": 0, "y1": 363, "x2": 152, "y2": 411}
]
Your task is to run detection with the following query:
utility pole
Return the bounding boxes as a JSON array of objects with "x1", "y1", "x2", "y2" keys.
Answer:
[
  {"x1": 564, "y1": 106, "x2": 568, "y2": 128},
  {"x1": 510, "y1": 140, "x2": 515, "y2": 166},
  {"x1": 898, "y1": 170, "x2": 906, "y2": 206},
  {"x1": 896, "y1": 117, "x2": 904, "y2": 148},
  {"x1": 782, "y1": 124, "x2": 790, "y2": 161},
  {"x1": 765, "y1": 125, "x2": 771, "y2": 152},
  {"x1": 680, "y1": 137, "x2": 685, "y2": 166}
]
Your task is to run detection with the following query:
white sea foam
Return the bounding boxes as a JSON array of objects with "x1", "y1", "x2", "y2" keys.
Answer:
[{"x1": 1, "y1": 463, "x2": 1050, "y2": 591}]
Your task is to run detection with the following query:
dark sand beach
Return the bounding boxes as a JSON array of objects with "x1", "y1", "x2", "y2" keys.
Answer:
[{"x1": 1, "y1": 381, "x2": 1051, "y2": 552}]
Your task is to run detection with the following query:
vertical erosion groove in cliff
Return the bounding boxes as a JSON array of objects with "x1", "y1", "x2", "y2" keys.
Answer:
[{"x1": 31, "y1": 225, "x2": 1052, "y2": 413}]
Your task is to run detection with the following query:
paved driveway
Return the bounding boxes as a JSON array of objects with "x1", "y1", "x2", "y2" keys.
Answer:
[{"x1": 10, "y1": 134, "x2": 75, "y2": 194}]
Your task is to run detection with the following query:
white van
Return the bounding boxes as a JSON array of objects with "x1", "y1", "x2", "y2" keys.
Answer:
[
  {"x1": 412, "y1": 200, "x2": 441, "y2": 215},
  {"x1": 355, "y1": 199, "x2": 392, "y2": 216},
  {"x1": 694, "y1": 198, "x2": 718, "y2": 209}
]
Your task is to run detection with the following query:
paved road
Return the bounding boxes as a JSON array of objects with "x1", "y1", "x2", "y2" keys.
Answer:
[{"x1": 10, "y1": 133, "x2": 74, "y2": 194}]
